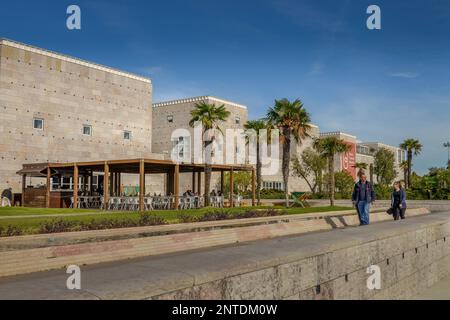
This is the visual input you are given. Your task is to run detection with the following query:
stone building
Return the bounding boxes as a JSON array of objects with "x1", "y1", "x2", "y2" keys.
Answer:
[
  {"x1": 152, "y1": 96, "x2": 248, "y2": 192},
  {"x1": 0, "y1": 38, "x2": 159, "y2": 194},
  {"x1": 152, "y1": 95, "x2": 321, "y2": 194},
  {"x1": 0, "y1": 38, "x2": 406, "y2": 198},
  {"x1": 356, "y1": 142, "x2": 406, "y2": 183}
]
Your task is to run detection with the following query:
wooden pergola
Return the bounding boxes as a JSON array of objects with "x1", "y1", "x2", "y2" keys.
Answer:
[{"x1": 18, "y1": 158, "x2": 256, "y2": 211}]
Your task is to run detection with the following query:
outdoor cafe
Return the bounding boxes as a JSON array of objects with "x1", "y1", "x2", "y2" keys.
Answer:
[{"x1": 16, "y1": 158, "x2": 256, "y2": 212}]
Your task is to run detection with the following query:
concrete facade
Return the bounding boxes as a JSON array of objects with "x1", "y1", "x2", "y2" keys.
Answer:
[
  {"x1": 319, "y1": 131, "x2": 405, "y2": 184},
  {"x1": 356, "y1": 142, "x2": 406, "y2": 183},
  {"x1": 0, "y1": 39, "x2": 157, "y2": 193},
  {"x1": 152, "y1": 96, "x2": 248, "y2": 192},
  {"x1": 152, "y1": 96, "x2": 321, "y2": 194}
]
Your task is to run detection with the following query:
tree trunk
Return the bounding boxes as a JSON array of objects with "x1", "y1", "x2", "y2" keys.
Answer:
[
  {"x1": 203, "y1": 140, "x2": 213, "y2": 206},
  {"x1": 204, "y1": 164, "x2": 212, "y2": 206},
  {"x1": 282, "y1": 128, "x2": 291, "y2": 208},
  {"x1": 329, "y1": 155, "x2": 335, "y2": 207},
  {"x1": 407, "y1": 150, "x2": 413, "y2": 188},
  {"x1": 318, "y1": 171, "x2": 323, "y2": 193},
  {"x1": 256, "y1": 141, "x2": 262, "y2": 206}
]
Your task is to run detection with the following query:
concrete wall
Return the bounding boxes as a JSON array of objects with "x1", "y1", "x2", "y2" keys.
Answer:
[
  {"x1": 0, "y1": 39, "x2": 155, "y2": 193},
  {"x1": 151, "y1": 213, "x2": 450, "y2": 300},
  {"x1": 310, "y1": 199, "x2": 450, "y2": 213}
]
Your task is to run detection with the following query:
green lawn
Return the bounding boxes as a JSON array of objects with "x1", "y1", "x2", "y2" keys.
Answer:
[
  {"x1": 0, "y1": 206, "x2": 351, "y2": 236},
  {"x1": 0, "y1": 207, "x2": 101, "y2": 216}
]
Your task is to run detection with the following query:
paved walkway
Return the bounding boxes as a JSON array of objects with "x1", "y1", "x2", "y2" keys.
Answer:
[{"x1": 0, "y1": 212, "x2": 448, "y2": 300}]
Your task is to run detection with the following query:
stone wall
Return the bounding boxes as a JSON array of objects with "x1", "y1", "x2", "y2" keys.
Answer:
[
  {"x1": 0, "y1": 39, "x2": 155, "y2": 193},
  {"x1": 150, "y1": 213, "x2": 450, "y2": 300}
]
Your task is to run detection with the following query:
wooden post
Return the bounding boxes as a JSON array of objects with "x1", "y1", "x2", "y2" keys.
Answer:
[
  {"x1": 139, "y1": 159, "x2": 145, "y2": 212},
  {"x1": 229, "y1": 167, "x2": 234, "y2": 208},
  {"x1": 118, "y1": 172, "x2": 121, "y2": 196},
  {"x1": 104, "y1": 162, "x2": 109, "y2": 211},
  {"x1": 197, "y1": 172, "x2": 202, "y2": 195},
  {"x1": 21, "y1": 174, "x2": 26, "y2": 207},
  {"x1": 46, "y1": 167, "x2": 51, "y2": 208},
  {"x1": 251, "y1": 168, "x2": 256, "y2": 207},
  {"x1": 192, "y1": 172, "x2": 196, "y2": 193},
  {"x1": 174, "y1": 164, "x2": 180, "y2": 209},
  {"x1": 73, "y1": 164, "x2": 78, "y2": 209},
  {"x1": 220, "y1": 171, "x2": 224, "y2": 193}
]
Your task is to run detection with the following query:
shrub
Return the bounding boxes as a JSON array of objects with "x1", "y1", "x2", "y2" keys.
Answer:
[
  {"x1": 38, "y1": 214, "x2": 167, "y2": 234},
  {"x1": 0, "y1": 225, "x2": 23, "y2": 237},
  {"x1": 198, "y1": 210, "x2": 232, "y2": 222},
  {"x1": 39, "y1": 219, "x2": 75, "y2": 234},
  {"x1": 177, "y1": 213, "x2": 198, "y2": 223},
  {"x1": 235, "y1": 208, "x2": 285, "y2": 219},
  {"x1": 138, "y1": 213, "x2": 167, "y2": 226},
  {"x1": 374, "y1": 184, "x2": 392, "y2": 200}
]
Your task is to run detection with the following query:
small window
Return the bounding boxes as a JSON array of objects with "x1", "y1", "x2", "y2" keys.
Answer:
[
  {"x1": 82, "y1": 124, "x2": 92, "y2": 136},
  {"x1": 167, "y1": 115, "x2": 174, "y2": 123},
  {"x1": 33, "y1": 118, "x2": 44, "y2": 130},
  {"x1": 235, "y1": 116, "x2": 240, "y2": 125},
  {"x1": 123, "y1": 131, "x2": 132, "y2": 140}
]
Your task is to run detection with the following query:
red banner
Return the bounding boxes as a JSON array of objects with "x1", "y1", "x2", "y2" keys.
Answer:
[{"x1": 341, "y1": 142, "x2": 356, "y2": 179}]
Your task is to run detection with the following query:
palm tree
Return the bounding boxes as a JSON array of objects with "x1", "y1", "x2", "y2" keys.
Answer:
[
  {"x1": 189, "y1": 102, "x2": 230, "y2": 206},
  {"x1": 369, "y1": 163, "x2": 374, "y2": 183},
  {"x1": 400, "y1": 160, "x2": 409, "y2": 186},
  {"x1": 244, "y1": 120, "x2": 269, "y2": 206},
  {"x1": 400, "y1": 139, "x2": 423, "y2": 188},
  {"x1": 314, "y1": 137, "x2": 351, "y2": 206},
  {"x1": 353, "y1": 162, "x2": 368, "y2": 178},
  {"x1": 266, "y1": 98, "x2": 311, "y2": 207}
]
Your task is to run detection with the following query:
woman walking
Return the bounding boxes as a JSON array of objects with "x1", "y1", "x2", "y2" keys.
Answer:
[{"x1": 391, "y1": 181, "x2": 407, "y2": 220}]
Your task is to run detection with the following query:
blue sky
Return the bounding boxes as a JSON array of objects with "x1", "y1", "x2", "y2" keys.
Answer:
[{"x1": 1, "y1": 0, "x2": 450, "y2": 174}]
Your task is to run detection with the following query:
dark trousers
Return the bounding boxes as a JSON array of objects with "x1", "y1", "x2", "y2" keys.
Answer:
[{"x1": 393, "y1": 206, "x2": 406, "y2": 220}]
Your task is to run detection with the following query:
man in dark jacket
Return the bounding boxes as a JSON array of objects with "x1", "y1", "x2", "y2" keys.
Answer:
[{"x1": 351, "y1": 173, "x2": 376, "y2": 225}]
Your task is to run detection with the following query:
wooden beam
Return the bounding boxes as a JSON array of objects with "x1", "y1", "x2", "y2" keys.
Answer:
[
  {"x1": 139, "y1": 159, "x2": 145, "y2": 212},
  {"x1": 174, "y1": 164, "x2": 180, "y2": 210},
  {"x1": 220, "y1": 171, "x2": 224, "y2": 193},
  {"x1": 103, "y1": 162, "x2": 109, "y2": 211},
  {"x1": 73, "y1": 164, "x2": 78, "y2": 209},
  {"x1": 229, "y1": 167, "x2": 234, "y2": 208},
  {"x1": 192, "y1": 172, "x2": 196, "y2": 193},
  {"x1": 46, "y1": 167, "x2": 51, "y2": 208},
  {"x1": 197, "y1": 172, "x2": 202, "y2": 195},
  {"x1": 21, "y1": 174, "x2": 26, "y2": 207},
  {"x1": 252, "y1": 167, "x2": 256, "y2": 207},
  {"x1": 118, "y1": 172, "x2": 121, "y2": 196}
]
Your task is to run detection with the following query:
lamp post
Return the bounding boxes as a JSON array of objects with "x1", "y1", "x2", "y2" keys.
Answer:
[{"x1": 444, "y1": 142, "x2": 450, "y2": 168}]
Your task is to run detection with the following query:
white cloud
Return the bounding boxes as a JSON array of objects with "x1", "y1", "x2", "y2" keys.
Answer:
[{"x1": 388, "y1": 72, "x2": 419, "y2": 79}]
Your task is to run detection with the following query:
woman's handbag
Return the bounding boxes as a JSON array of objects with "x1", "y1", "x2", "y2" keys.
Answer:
[{"x1": 386, "y1": 207, "x2": 394, "y2": 215}]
